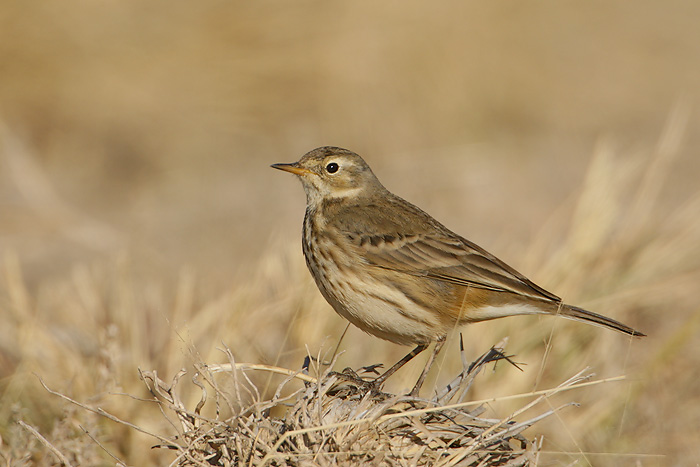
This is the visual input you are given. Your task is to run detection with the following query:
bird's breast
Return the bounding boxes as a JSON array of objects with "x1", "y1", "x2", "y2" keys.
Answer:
[{"x1": 302, "y1": 209, "x2": 447, "y2": 345}]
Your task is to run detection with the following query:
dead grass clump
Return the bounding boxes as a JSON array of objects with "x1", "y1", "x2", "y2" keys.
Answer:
[
  {"x1": 141, "y1": 345, "x2": 544, "y2": 466},
  {"x1": 36, "y1": 341, "x2": 601, "y2": 467}
]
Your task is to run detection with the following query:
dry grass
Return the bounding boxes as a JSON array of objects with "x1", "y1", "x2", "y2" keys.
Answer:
[
  {"x1": 1, "y1": 123, "x2": 698, "y2": 464},
  {"x1": 1, "y1": 2, "x2": 700, "y2": 466},
  {"x1": 34, "y1": 343, "x2": 615, "y2": 466}
]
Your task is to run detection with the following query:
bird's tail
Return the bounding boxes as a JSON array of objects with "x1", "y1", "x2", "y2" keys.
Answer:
[{"x1": 558, "y1": 304, "x2": 645, "y2": 337}]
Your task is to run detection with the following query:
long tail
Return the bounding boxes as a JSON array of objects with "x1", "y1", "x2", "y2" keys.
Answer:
[{"x1": 559, "y1": 304, "x2": 646, "y2": 337}]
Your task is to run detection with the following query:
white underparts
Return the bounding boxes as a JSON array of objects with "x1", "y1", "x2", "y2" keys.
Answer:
[{"x1": 468, "y1": 303, "x2": 542, "y2": 321}]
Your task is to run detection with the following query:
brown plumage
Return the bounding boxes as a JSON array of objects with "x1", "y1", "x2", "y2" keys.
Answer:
[{"x1": 272, "y1": 146, "x2": 645, "y2": 395}]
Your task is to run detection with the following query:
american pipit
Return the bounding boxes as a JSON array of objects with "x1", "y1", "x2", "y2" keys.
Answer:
[{"x1": 272, "y1": 146, "x2": 645, "y2": 395}]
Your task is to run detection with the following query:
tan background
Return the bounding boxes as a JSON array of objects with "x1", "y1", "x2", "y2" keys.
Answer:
[{"x1": 1, "y1": 2, "x2": 699, "y2": 465}]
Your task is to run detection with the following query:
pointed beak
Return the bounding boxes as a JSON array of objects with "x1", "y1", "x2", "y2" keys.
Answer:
[{"x1": 270, "y1": 162, "x2": 314, "y2": 176}]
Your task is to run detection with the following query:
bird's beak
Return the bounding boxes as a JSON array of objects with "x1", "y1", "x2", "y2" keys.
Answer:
[{"x1": 270, "y1": 162, "x2": 314, "y2": 176}]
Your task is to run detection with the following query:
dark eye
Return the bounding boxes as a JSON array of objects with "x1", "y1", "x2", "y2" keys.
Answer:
[{"x1": 326, "y1": 162, "x2": 339, "y2": 174}]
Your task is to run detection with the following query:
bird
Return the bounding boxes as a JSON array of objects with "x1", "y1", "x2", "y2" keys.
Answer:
[{"x1": 271, "y1": 146, "x2": 645, "y2": 395}]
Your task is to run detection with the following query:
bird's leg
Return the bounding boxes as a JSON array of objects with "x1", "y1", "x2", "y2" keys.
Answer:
[
  {"x1": 373, "y1": 343, "x2": 428, "y2": 387},
  {"x1": 409, "y1": 338, "x2": 446, "y2": 397}
]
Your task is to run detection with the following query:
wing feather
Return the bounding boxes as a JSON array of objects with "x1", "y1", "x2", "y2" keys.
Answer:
[
  {"x1": 327, "y1": 197, "x2": 561, "y2": 304},
  {"x1": 356, "y1": 232, "x2": 559, "y2": 302}
]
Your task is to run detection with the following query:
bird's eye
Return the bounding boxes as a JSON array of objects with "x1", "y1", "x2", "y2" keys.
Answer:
[{"x1": 326, "y1": 162, "x2": 339, "y2": 174}]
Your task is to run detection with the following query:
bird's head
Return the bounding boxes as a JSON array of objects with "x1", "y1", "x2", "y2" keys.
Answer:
[{"x1": 271, "y1": 146, "x2": 386, "y2": 206}]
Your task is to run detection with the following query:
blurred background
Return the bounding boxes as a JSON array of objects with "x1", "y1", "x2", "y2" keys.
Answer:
[{"x1": 1, "y1": 1, "x2": 699, "y2": 465}]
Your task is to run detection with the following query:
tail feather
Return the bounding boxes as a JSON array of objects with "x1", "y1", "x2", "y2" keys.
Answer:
[{"x1": 559, "y1": 304, "x2": 646, "y2": 337}]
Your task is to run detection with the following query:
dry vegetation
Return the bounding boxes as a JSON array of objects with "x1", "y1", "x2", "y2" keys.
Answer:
[
  {"x1": 1, "y1": 2, "x2": 700, "y2": 466},
  {"x1": 102, "y1": 344, "x2": 551, "y2": 466}
]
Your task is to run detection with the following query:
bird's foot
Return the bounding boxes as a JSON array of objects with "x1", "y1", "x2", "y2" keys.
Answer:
[
  {"x1": 329, "y1": 366, "x2": 389, "y2": 396},
  {"x1": 359, "y1": 363, "x2": 384, "y2": 375}
]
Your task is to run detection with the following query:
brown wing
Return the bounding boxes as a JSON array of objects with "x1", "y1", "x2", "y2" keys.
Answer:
[
  {"x1": 328, "y1": 197, "x2": 560, "y2": 304},
  {"x1": 357, "y1": 232, "x2": 560, "y2": 302}
]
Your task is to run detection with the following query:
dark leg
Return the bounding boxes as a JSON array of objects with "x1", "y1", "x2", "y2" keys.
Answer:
[
  {"x1": 373, "y1": 343, "x2": 428, "y2": 387},
  {"x1": 410, "y1": 338, "x2": 446, "y2": 397}
]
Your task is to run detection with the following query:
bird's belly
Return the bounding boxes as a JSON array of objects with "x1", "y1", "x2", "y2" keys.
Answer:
[
  {"x1": 312, "y1": 262, "x2": 443, "y2": 346},
  {"x1": 303, "y1": 212, "x2": 445, "y2": 345}
]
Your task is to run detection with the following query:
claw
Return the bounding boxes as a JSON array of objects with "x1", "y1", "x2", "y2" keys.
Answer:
[{"x1": 359, "y1": 363, "x2": 384, "y2": 375}]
